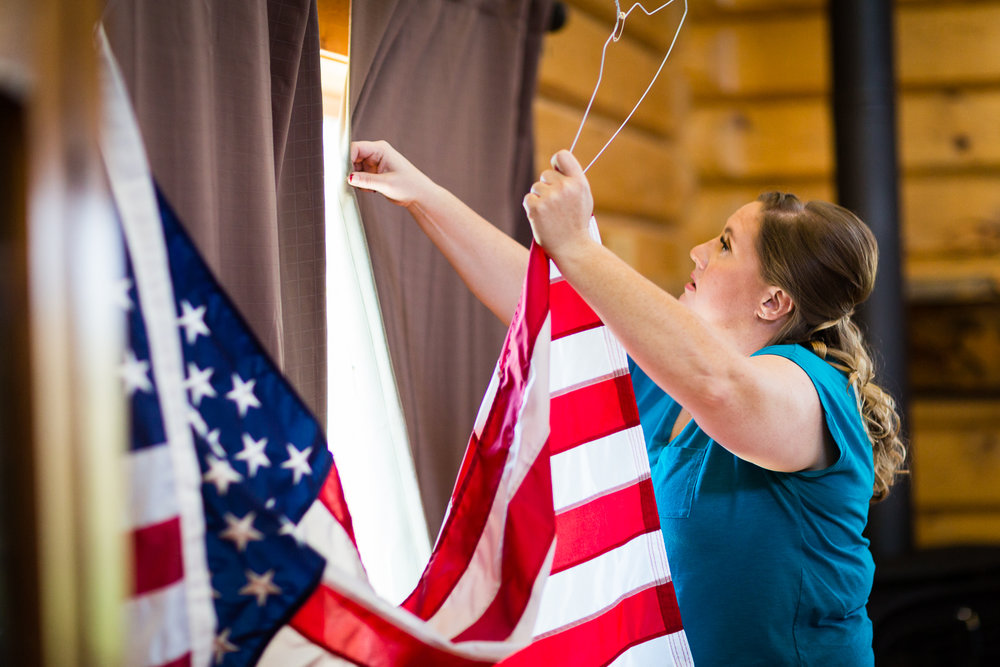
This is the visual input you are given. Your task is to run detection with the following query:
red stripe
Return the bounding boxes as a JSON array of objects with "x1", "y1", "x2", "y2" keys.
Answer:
[
  {"x1": 452, "y1": 448, "x2": 554, "y2": 641},
  {"x1": 552, "y1": 479, "x2": 661, "y2": 574},
  {"x1": 498, "y1": 583, "x2": 684, "y2": 667},
  {"x1": 549, "y1": 375, "x2": 640, "y2": 455},
  {"x1": 402, "y1": 243, "x2": 550, "y2": 621},
  {"x1": 550, "y1": 278, "x2": 602, "y2": 340},
  {"x1": 291, "y1": 583, "x2": 495, "y2": 667},
  {"x1": 317, "y1": 465, "x2": 357, "y2": 547},
  {"x1": 153, "y1": 653, "x2": 191, "y2": 667},
  {"x1": 133, "y1": 516, "x2": 183, "y2": 594}
]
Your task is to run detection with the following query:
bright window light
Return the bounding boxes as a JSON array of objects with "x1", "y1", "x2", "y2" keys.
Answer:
[{"x1": 320, "y1": 50, "x2": 430, "y2": 604}]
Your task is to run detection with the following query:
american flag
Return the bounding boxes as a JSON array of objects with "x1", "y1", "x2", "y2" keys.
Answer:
[
  {"x1": 402, "y1": 240, "x2": 694, "y2": 666},
  {"x1": 101, "y1": 24, "x2": 692, "y2": 667},
  {"x1": 103, "y1": 25, "x2": 551, "y2": 664}
]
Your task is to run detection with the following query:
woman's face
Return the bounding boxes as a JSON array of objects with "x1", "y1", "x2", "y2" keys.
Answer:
[{"x1": 679, "y1": 201, "x2": 773, "y2": 335}]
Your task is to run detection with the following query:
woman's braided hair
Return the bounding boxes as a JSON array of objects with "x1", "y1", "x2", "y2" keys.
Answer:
[{"x1": 755, "y1": 192, "x2": 906, "y2": 502}]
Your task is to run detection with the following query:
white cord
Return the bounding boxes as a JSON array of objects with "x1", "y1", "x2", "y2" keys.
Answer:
[{"x1": 568, "y1": 0, "x2": 689, "y2": 174}]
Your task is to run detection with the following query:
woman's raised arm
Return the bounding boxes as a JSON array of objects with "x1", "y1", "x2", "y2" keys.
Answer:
[{"x1": 348, "y1": 140, "x2": 529, "y2": 326}]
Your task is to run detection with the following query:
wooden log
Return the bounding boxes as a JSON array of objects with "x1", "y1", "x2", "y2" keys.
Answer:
[
  {"x1": 898, "y1": 3, "x2": 1000, "y2": 88},
  {"x1": 911, "y1": 400, "x2": 1000, "y2": 510},
  {"x1": 688, "y1": 0, "x2": 926, "y2": 17},
  {"x1": 907, "y1": 257, "x2": 1000, "y2": 303},
  {"x1": 916, "y1": 512, "x2": 1000, "y2": 548},
  {"x1": 533, "y1": 96, "x2": 692, "y2": 220},
  {"x1": 689, "y1": 88, "x2": 1000, "y2": 179},
  {"x1": 684, "y1": 3, "x2": 1000, "y2": 98},
  {"x1": 539, "y1": 3, "x2": 685, "y2": 137},
  {"x1": 908, "y1": 303, "x2": 1000, "y2": 393},
  {"x1": 689, "y1": 0, "x2": 823, "y2": 16},
  {"x1": 683, "y1": 14, "x2": 828, "y2": 97},
  {"x1": 901, "y1": 89, "x2": 1000, "y2": 171},
  {"x1": 595, "y1": 212, "x2": 690, "y2": 292},
  {"x1": 902, "y1": 175, "x2": 1000, "y2": 259},
  {"x1": 689, "y1": 99, "x2": 832, "y2": 178}
]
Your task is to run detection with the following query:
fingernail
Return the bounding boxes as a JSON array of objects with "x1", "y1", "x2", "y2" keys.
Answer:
[{"x1": 347, "y1": 173, "x2": 354, "y2": 184}]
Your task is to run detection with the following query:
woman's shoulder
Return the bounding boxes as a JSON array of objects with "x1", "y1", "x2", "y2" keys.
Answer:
[{"x1": 755, "y1": 344, "x2": 871, "y2": 476}]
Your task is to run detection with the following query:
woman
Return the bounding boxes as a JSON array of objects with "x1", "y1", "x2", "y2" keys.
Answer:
[{"x1": 348, "y1": 140, "x2": 906, "y2": 665}]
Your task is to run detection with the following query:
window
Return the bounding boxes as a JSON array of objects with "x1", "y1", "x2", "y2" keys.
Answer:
[{"x1": 320, "y1": 51, "x2": 430, "y2": 604}]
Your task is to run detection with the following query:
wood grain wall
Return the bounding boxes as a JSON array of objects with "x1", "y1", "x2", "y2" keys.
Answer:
[{"x1": 537, "y1": 0, "x2": 1000, "y2": 549}]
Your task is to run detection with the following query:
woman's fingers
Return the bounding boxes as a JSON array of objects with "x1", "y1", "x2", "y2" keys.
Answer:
[
  {"x1": 522, "y1": 151, "x2": 595, "y2": 257},
  {"x1": 350, "y1": 140, "x2": 384, "y2": 171},
  {"x1": 550, "y1": 149, "x2": 584, "y2": 178},
  {"x1": 347, "y1": 170, "x2": 384, "y2": 193},
  {"x1": 346, "y1": 139, "x2": 427, "y2": 207}
]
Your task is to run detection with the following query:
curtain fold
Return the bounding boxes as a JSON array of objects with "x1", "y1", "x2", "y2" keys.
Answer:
[
  {"x1": 350, "y1": 0, "x2": 554, "y2": 532},
  {"x1": 104, "y1": 0, "x2": 327, "y2": 426}
]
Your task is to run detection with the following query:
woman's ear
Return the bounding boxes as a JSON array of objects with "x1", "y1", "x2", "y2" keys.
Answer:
[{"x1": 757, "y1": 287, "x2": 794, "y2": 322}]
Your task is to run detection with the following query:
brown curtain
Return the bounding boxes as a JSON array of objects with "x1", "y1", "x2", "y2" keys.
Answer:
[
  {"x1": 104, "y1": 0, "x2": 328, "y2": 425},
  {"x1": 350, "y1": 0, "x2": 553, "y2": 532}
]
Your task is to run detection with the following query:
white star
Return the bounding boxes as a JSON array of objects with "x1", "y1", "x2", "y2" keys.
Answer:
[
  {"x1": 186, "y1": 405, "x2": 208, "y2": 437},
  {"x1": 113, "y1": 277, "x2": 133, "y2": 311},
  {"x1": 204, "y1": 428, "x2": 226, "y2": 458},
  {"x1": 119, "y1": 349, "x2": 153, "y2": 396},
  {"x1": 226, "y1": 374, "x2": 261, "y2": 417},
  {"x1": 203, "y1": 455, "x2": 243, "y2": 495},
  {"x1": 184, "y1": 363, "x2": 217, "y2": 406},
  {"x1": 235, "y1": 434, "x2": 270, "y2": 477},
  {"x1": 279, "y1": 515, "x2": 305, "y2": 545},
  {"x1": 177, "y1": 300, "x2": 210, "y2": 345},
  {"x1": 281, "y1": 444, "x2": 313, "y2": 485},
  {"x1": 212, "y1": 627, "x2": 239, "y2": 665},
  {"x1": 219, "y1": 511, "x2": 264, "y2": 552},
  {"x1": 238, "y1": 569, "x2": 282, "y2": 606}
]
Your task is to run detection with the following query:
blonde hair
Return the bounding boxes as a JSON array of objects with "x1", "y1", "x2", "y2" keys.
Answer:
[{"x1": 755, "y1": 192, "x2": 906, "y2": 502}]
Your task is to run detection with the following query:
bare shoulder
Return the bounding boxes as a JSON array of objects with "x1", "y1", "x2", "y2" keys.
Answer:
[{"x1": 727, "y1": 352, "x2": 828, "y2": 472}]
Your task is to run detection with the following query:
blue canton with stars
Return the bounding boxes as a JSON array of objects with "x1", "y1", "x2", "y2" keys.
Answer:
[{"x1": 121, "y1": 187, "x2": 332, "y2": 665}]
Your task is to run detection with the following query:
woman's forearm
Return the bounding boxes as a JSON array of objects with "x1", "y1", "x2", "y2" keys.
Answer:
[{"x1": 406, "y1": 181, "x2": 529, "y2": 326}]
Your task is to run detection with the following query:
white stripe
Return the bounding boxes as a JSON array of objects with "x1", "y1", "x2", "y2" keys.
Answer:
[
  {"x1": 602, "y1": 324, "x2": 629, "y2": 371},
  {"x1": 125, "y1": 444, "x2": 178, "y2": 528},
  {"x1": 98, "y1": 28, "x2": 214, "y2": 667},
  {"x1": 300, "y1": 501, "x2": 367, "y2": 582},
  {"x1": 550, "y1": 425, "x2": 647, "y2": 512},
  {"x1": 124, "y1": 582, "x2": 190, "y2": 667},
  {"x1": 532, "y1": 531, "x2": 670, "y2": 636},
  {"x1": 472, "y1": 363, "x2": 501, "y2": 439},
  {"x1": 608, "y1": 631, "x2": 694, "y2": 667},
  {"x1": 550, "y1": 326, "x2": 624, "y2": 395},
  {"x1": 428, "y1": 317, "x2": 552, "y2": 638}
]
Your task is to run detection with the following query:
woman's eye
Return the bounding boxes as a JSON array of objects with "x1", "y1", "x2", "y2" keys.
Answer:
[{"x1": 720, "y1": 237, "x2": 730, "y2": 252}]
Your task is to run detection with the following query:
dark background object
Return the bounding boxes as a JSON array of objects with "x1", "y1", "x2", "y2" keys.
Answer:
[
  {"x1": 869, "y1": 546, "x2": 1000, "y2": 666},
  {"x1": 829, "y1": 0, "x2": 912, "y2": 562},
  {"x1": 0, "y1": 91, "x2": 42, "y2": 667}
]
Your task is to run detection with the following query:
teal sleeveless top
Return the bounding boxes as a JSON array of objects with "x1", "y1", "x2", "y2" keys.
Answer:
[{"x1": 631, "y1": 344, "x2": 875, "y2": 666}]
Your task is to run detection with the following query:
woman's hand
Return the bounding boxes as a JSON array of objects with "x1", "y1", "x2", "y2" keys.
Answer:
[
  {"x1": 522, "y1": 150, "x2": 595, "y2": 261},
  {"x1": 348, "y1": 140, "x2": 431, "y2": 208}
]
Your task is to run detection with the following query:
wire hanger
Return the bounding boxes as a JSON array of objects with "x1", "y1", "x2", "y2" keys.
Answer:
[{"x1": 569, "y1": 0, "x2": 689, "y2": 174}]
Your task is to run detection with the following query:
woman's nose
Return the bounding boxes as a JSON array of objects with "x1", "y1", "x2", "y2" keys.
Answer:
[{"x1": 689, "y1": 240, "x2": 709, "y2": 269}]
